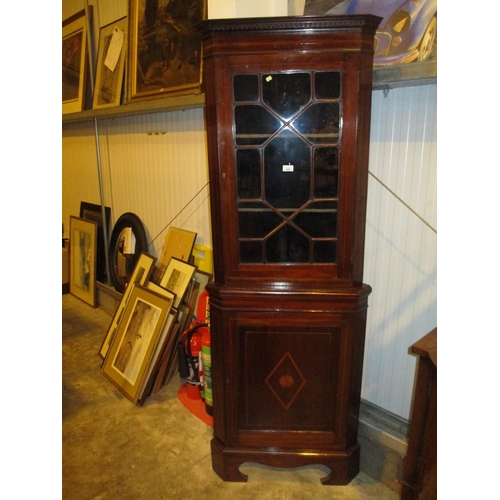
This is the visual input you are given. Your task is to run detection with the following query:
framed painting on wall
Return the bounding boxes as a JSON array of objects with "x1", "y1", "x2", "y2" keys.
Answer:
[
  {"x1": 303, "y1": 0, "x2": 437, "y2": 82},
  {"x1": 93, "y1": 17, "x2": 128, "y2": 109},
  {"x1": 127, "y1": 0, "x2": 207, "y2": 103},
  {"x1": 62, "y1": 8, "x2": 92, "y2": 114}
]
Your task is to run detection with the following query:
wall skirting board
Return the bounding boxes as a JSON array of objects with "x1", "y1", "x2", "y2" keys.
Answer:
[
  {"x1": 95, "y1": 281, "x2": 408, "y2": 492},
  {"x1": 358, "y1": 399, "x2": 408, "y2": 492},
  {"x1": 96, "y1": 282, "x2": 122, "y2": 316}
]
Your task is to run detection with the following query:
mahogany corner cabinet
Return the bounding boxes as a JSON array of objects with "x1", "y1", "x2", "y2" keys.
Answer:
[{"x1": 198, "y1": 15, "x2": 381, "y2": 485}]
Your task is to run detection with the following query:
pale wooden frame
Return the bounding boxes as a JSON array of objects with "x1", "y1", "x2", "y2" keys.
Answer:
[
  {"x1": 158, "y1": 227, "x2": 197, "y2": 271},
  {"x1": 93, "y1": 17, "x2": 128, "y2": 109},
  {"x1": 69, "y1": 216, "x2": 97, "y2": 307},
  {"x1": 160, "y1": 257, "x2": 197, "y2": 309}
]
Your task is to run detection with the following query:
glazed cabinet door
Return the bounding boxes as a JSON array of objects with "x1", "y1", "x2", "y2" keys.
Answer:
[{"x1": 207, "y1": 55, "x2": 368, "y2": 288}]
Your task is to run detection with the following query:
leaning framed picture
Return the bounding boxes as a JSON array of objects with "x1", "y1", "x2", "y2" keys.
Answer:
[
  {"x1": 101, "y1": 284, "x2": 174, "y2": 403},
  {"x1": 69, "y1": 216, "x2": 98, "y2": 307},
  {"x1": 63, "y1": 8, "x2": 92, "y2": 114},
  {"x1": 160, "y1": 257, "x2": 197, "y2": 309},
  {"x1": 99, "y1": 252, "x2": 156, "y2": 358},
  {"x1": 158, "y1": 226, "x2": 197, "y2": 271},
  {"x1": 137, "y1": 283, "x2": 178, "y2": 403},
  {"x1": 93, "y1": 17, "x2": 128, "y2": 109},
  {"x1": 126, "y1": 0, "x2": 207, "y2": 103}
]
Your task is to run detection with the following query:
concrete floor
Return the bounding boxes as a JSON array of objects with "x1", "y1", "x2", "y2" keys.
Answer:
[{"x1": 62, "y1": 293, "x2": 399, "y2": 500}]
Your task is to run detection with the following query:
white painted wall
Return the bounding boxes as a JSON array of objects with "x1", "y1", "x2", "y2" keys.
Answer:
[
  {"x1": 235, "y1": 0, "x2": 288, "y2": 18},
  {"x1": 363, "y1": 85, "x2": 437, "y2": 418},
  {"x1": 208, "y1": 0, "x2": 236, "y2": 19},
  {"x1": 62, "y1": 0, "x2": 437, "y2": 420},
  {"x1": 62, "y1": 110, "x2": 212, "y2": 257},
  {"x1": 209, "y1": 0, "x2": 289, "y2": 18},
  {"x1": 288, "y1": 0, "x2": 306, "y2": 16}
]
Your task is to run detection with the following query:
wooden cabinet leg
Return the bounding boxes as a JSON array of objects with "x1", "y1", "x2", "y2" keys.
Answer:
[{"x1": 211, "y1": 439, "x2": 249, "y2": 483}]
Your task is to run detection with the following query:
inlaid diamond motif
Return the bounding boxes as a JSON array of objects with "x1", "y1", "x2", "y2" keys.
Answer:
[{"x1": 265, "y1": 351, "x2": 306, "y2": 410}]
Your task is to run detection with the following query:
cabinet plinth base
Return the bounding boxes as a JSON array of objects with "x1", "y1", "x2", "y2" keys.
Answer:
[{"x1": 211, "y1": 438, "x2": 360, "y2": 485}]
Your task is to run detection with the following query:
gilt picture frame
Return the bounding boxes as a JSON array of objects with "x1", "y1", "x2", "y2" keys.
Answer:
[
  {"x1": 63, "y1": 8, "x2": 92, "y2": 114},
  {"x1": 69, "y1": 216, "x2": 97, "y2": 307},
  {"x1": 99, "y1": 252, "x2": 156, "y2": 358},
  {"x1": 158, "y1": 226, "x2": 197, "y2": 271},
  {"x1": 101, "y1": 284, "x2": 173, "y2": 403},
  {"x1": 93, "y1": 17, "x2": 128, "y2": 109},
  {"x1": 126, "y1": 0, "x2": 207, "y2": 103},
  {"x1": 137, "y1": 282, "x2": 179, "y2": 403}
]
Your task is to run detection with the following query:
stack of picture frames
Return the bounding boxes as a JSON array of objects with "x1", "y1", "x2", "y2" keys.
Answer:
[{"x1": 99, "y1": 227, "x2": 211, "y2": 406}]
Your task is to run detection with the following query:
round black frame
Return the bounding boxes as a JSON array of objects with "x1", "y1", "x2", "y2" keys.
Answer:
[{"x1": 108, "y1": 212, "x2": 149, "y2": 293}]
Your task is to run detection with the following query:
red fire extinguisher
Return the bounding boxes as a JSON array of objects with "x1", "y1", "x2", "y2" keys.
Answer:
[{"x1": 197, "y1": 290, "x2": 213, "y2": 416}]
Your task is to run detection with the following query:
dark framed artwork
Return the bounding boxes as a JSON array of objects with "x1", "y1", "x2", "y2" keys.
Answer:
[
  {"x1": 62, "y1": 8, "x2": 92, "y2": 114},
  {"x1": 69, "y1": 216, "x2": 98, "y2": 307},
  {"x1": 80, "y1": 202, "x2": 111, "y2": 283},
  {"x1": 127, "y1": 0, "x2": 207, "y2": 102},
  {"x1": 93, "y1": 17, "x2": 128, "y2": 109}
]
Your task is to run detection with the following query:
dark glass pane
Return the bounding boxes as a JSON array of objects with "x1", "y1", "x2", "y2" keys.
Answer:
[
  {"x1": 234, "y1": 74, "x2": 259, "y2": 102},
  {"x1": 315, "y1": 71, "x2": 341, "y2": 99},
  {"x1": 235, "y1": 105, "x2": 281, "y2": 145},
  {"x1": 262, "y1": 73, "x2": 311, "y2": 120},
  {"x1": 237, "y1": 149, "x2": 261, "y2": 199},
  {"x1": 238, "y1": 204, "x2": 283, "y2": 238},
  {"x1": 314, "y1": 147, "x2": 339, "y2": 198},
  {"x1": 313, "y1": 240, "x2": 336, "y2": 263},
  {"x1": 266, "y1": 225, "x2": 310, "y2": 263},
  {"x1": 292, "y1": 201, "x2": 337, "y2": 238},
  {"x1": 292, "y1": 103, "x2": 340, "y2": 144},
  {"x1": 240, "y1": 241, "x2": 263, "y2": 263},
  {"x1": 264, "y1": 130, "x2": 310, "y2": 209}
]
